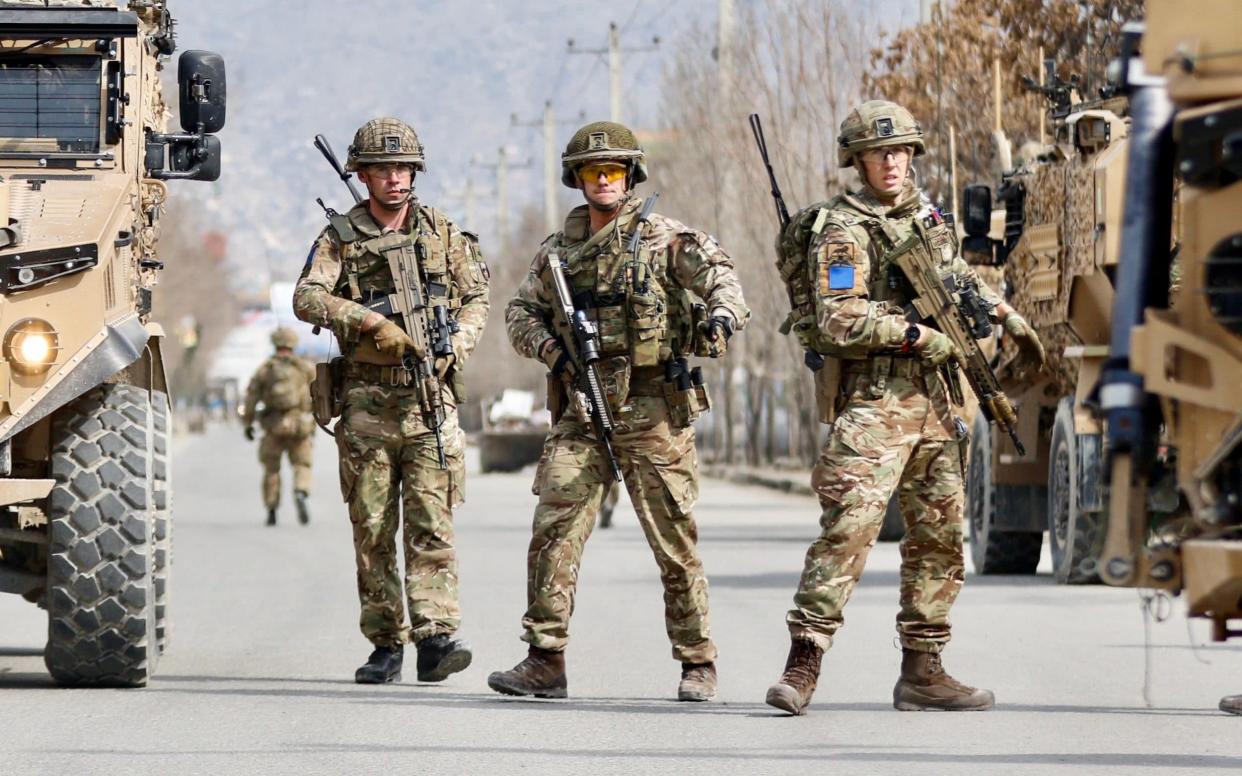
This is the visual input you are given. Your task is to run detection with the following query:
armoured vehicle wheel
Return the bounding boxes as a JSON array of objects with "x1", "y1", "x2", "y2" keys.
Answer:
[
  {"x1": 878, "y1": 496, "x2": 905, "y2": 542},
  {"x1": 1048, "y1": 400, "x2": 1105, "y2": 584},
  {"x1": 44, "y1": 384, "x2": 159, "y2": 687},
  {"x1": 967, "y1": 413, "x2": 1042, "y2": 574},
  {"x1": 152, "y1": 391, "x2": 172, "y2": 652}
]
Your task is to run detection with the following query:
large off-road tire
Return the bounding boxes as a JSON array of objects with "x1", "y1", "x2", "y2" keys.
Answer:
[
  {"x1": 967, "y1": 413, "x2": 1042, "y2": 574},
  {"x1": 44, "y1": 383, "x2": 158, "y2": 687},
  {"x1": 152, "y1": 390, "x2": 172, "y2": 652},
  {"x1": 1048, "y1": 399, "x2": 1105, "y2": 584}
]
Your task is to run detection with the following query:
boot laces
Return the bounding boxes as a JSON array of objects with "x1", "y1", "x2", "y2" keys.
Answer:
[{"x1": 782, "y1": 641, "x2": 820, "y2": 687}]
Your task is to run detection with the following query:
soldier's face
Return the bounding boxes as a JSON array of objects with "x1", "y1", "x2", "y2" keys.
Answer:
[
  {"x1": 358, "y1": 163, "x2": 415, "y2": 210},
  {"x1": 578, "y1": 163, "x2": 629, "y2": 210},
  {"x1": 860, "y1": 145, "x2": 911, "y2": 199}
]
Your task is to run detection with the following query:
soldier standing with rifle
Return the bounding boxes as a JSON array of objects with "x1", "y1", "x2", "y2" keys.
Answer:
[
  {"x1": 294, "y1": 118, "x2": 490, "y2": 685},
  {"x1": 757, "y1": 102, "x2": 1046, "y2": 715},
  {"x1": 488, "y1": 121, "x2": 749, "y2": 702}
]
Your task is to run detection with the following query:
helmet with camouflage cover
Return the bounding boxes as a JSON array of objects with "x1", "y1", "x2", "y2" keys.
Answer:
[
  {"x1": 561, "y1": 121, "x2": 648, "y2": 188},
  {"x1": 345, "y1": 117, "x2": 426, "y2": 172},
  {"x1": 837, "y1": 100, "x2": 925, "y2": 168},
  {"x1": 271, "y1": 327, "x2": 298, "y2": 350}
]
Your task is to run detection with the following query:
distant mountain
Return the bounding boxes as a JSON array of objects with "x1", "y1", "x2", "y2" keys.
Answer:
[{"x1": 168, "y1": 0, "x2": 719, "y2": 285}]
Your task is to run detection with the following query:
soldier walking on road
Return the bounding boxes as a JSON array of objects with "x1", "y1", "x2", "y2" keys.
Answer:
[
  {"x1": 242, "y1": 327, "x2": 316, "y2": 527},
  {"x1": 294, "y1": 118, "x2": 490, "y2": 685},
  {"x1": 488, "y1": 121, "x2": 749, "y2": 702},
  {"x1": 763, "y1": 101, "x2": 1046, "y2": 715}
]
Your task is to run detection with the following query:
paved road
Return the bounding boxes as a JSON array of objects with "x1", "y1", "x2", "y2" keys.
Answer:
[{"x1": 2, "y1": 421, "x2": 1239, "y2": 775}]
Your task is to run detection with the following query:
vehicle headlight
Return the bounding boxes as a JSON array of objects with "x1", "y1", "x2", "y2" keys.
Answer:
[{"x1": 5, "y1": 319, "x2": 59, "y2": 375}]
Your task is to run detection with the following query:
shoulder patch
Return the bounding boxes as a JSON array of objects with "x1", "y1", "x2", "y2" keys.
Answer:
[
  {"x1": 826, "y1": 242, "x2": 857, "y2": 266},
  {"x1": 819, "y1": 263, "x2": 856, "y2": 296}
]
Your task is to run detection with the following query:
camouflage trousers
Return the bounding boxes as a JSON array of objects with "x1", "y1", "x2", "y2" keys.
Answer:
[
  {"x1": 524, "y1": 393, "x2": 715, "y2": 664},
  {"x1": 258, "y1": 432, "x2": 313, "y2": 509},
  {"x1": 336, "y1": 377, "x2": 466, "y2": 648},
  {"x1": 788, "y1": 368, "x2": 967, "y2": 654}
]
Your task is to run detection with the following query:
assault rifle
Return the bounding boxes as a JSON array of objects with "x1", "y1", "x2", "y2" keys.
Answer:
[
  {"x1": 386, "y1": 245, "x2": 449, "y2": 469},
  {"x1": 889, "y1": 228, "x2": 1026, "y2": 456},
  {"x1": 546, "y1": 250, "x2": 623, "y2": 482}
]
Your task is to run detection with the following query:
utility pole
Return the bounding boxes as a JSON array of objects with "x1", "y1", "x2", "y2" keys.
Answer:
[
  {"x1": 512, "y1": 101, "x2": 586, "y2": 234},
  {"x1": 473, "y1": 148, "x2": 531, "y2": 249},
  {"x1": 442, "y1": 175, "x2": 494, "y2": 238},
  {"x1": 567, "y1": 21, "x2": 659, "y2": 124}
]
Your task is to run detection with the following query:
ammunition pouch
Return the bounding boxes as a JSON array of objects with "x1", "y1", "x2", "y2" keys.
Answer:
[
  {"x1": 811, "y1": 355, "x2": 843, "y2": 425},
  {"x1": 546, "y1": 372, "x2": 568, "y2": 425},
  {"x1": 311, "y1": 357, "x2": 345, "y2": 427},
  {"x1": 660, "y1": 379, "x2": 710, "y2": 428}
]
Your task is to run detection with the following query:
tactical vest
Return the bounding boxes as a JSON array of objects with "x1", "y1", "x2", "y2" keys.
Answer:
[
  {"x1": 326, "y1": 203, "x2": 461, "y2": 346},
  {"x1": 776, "y1": 193, "x2": 960, "y2": 359},
  {"x1": 551, "y1": 208, "x2": 698, "y2": 368}
]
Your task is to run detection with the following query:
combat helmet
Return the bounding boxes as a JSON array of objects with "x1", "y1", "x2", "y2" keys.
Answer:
[
  {"x1": 345, "y1": 117, "x2": 426, "y2": 172},
  {"x1": 837, "y1": 100, "x2": 925, "y2": 168},
  {"x1": 561, "y1": 121, "x2": 648, "y2": 188},
  {"x1": 271, "y1": 327, "x2": 298, "y2": 350}
]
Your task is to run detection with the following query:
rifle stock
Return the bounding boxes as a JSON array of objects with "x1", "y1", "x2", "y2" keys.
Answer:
[{"x1": 890, "y1": 231, "x2": 1027, "y2": 456}]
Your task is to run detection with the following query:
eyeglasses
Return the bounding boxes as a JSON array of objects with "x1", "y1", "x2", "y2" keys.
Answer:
[
  {"x1": 364, "y1": 163, "x2": 414, "y2": 178},
  {"x1": 578, "y1": 164, "x2": 628, "y2": 183},
  {"x1": 859, "y1": 147, "x2": 911, "y2": 164}
]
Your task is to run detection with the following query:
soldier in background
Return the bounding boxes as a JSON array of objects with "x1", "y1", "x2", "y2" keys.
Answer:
[
  {"x1": 294, "y1": 118, "x2": 489, "y2": 686},
  {"x1": 488, "y1": 121, "x2": 749, "y2": 702},
  {"x1": 242, "y1": 326, "x2": 316, "y2": 527},
  {"x1": 764, "y1": 101, "x2": 1046, "y2": 716}
]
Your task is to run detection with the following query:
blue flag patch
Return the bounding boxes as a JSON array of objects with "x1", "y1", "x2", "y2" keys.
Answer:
[{"x1": 829, "y1": 265, "x2": 855, "y2": 290}]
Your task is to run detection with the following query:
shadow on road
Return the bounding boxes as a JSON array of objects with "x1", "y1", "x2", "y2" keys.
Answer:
[{"x1": 709, "y1": 569, "x2": 1056, "y2": 590}]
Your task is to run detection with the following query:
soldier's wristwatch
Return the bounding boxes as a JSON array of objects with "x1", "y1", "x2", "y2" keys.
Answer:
[{"x1": 901, "y1": 324, "x2": 920, "y2": 354}]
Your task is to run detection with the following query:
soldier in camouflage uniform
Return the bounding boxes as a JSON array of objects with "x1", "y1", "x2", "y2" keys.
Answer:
[
  {"x1": 764, "y1": 101, "x2": 1047, "y2": 715},
  {"x1": 242, "y1": 327, "x2": 316, "y2": 527},
  {"x1": 487, "y1": 121, "x2": 749, "y2": 703},
  {"x1": 293, "y1": 118, "x2": 489, "y2": 685}
]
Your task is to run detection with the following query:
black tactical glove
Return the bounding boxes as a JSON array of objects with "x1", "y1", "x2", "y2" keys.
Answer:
[
  {"x1": 539, "y1": 338, "x2": 576, "y2": 378},
  {"x1": 696, "y1": 316, "x2": 734, "y2": 358}
]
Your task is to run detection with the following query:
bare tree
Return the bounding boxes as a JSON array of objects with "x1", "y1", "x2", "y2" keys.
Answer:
[{"x1": 656, "y1": 0, "x2": 872, "y2": 465}]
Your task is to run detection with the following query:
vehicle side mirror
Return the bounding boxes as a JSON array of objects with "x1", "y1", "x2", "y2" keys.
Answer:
[{"x1": 178, "y1": 50, "x2": 226, "y2": 134}]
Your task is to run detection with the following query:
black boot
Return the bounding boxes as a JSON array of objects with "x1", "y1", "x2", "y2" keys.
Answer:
[
  {"x1": 295, "y1": 490, "x2": 310, "y2": 525},
  {"x1": 416, "y1": 634, "x2": 473, "y2": 682},
  {"x1": 265, "y1": 508, "x2": 277, "y2": 526},
  {"x1": 355, "y1": 644, "x2": 403, "y2": 684}
]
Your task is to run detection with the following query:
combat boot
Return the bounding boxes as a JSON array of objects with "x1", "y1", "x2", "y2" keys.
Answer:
[
  {"x1": 265, "y1": 508, "x2": 276, "y2": 526},
  {"x1": 354, "y1": 644, "x2": 403, "y2": 684},
  {"x1": 416, "y1": 634, "x2": 473, "y2": 682},
  {"x1": 765, "y1": 638, "x2": 824, "y2": 715},
  {"x1": 678, "y1": 662, "x2": 717, "y2": 702},
  {"x1": 487, "y1": 647, "x2": 567, "y2": 698},
  {"x1": 294, "y1": 490, "x2": 310, "y2": 525},
  {"x1": 893, "y1": 648, "x2": 994, "y2": 711},
  {"x1": 1222, "y1": 695, "x2": 1242, "y2": 716}
]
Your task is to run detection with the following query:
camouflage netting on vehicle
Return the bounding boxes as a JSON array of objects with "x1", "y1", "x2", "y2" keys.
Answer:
[{"x1": 1003, "y1": 158, "x2": 1098, "y2": 396}]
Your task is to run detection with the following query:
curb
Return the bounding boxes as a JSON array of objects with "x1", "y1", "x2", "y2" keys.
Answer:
[{"x1": 701, "y1": 464, "x2": 815, "y2": 498}]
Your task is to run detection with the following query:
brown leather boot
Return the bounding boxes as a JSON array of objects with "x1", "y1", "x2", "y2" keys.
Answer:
[
  {"x1": 893, "y1": 648, "x2": 994, "y2": 711},
  {"x1": 1221, "y1": 694, "x2": 1242, "y2": 716},
  {"x1": 678, "y1": 662, "x2": 717, "y2": 702},
  {"x1": 765, "y1": 638, "x2": 824, "y2": 715},
  {"x1": 487, "y1": 647, "x2": 568, "y2": 699}
]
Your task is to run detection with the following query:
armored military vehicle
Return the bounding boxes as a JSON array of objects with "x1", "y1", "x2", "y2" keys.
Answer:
[
  {"x1": 962, "y1": 62, "x2": 1135, "y2": 582},
  {"x1": 0, "y1": 0, "x2": 224, "y2": 686},
  {"x1": 1097, "y1": 0, "x2": 1241, "y2": 702}
]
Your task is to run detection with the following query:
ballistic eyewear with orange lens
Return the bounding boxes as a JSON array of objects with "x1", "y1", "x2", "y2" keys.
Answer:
[{"x1": 578, "y1": 163, "x2": 628, "y2": 183}]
